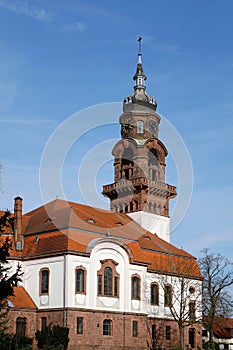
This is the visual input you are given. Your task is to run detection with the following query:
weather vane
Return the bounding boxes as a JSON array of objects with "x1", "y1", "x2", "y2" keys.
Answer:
[{"x1": 138, "y1": 36, "x2": 142, "y2": 53}]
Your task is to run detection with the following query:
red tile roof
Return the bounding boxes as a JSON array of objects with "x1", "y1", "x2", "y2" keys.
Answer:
[
  {"x1": 204, "y1": 316, "x2": 233, "y2": 339},
  {"x1": 2, "y1": 199, "x2": 201, "y2": 278},
  {"x1": 8, "y1": 286, "x2": 36, "y2": 309}
]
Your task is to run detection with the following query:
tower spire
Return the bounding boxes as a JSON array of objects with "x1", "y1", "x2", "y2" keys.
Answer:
[
  {"x1": 134, "y1": 36, "x2": 146, "y2": 88},
  {"x1": 138, "y1": 36, "x2": 142, "y2": 54}
]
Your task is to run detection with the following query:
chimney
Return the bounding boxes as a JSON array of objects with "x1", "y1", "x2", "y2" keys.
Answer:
[{"x1": 14, "y1": 196, "x2": 23, "y2": 250}]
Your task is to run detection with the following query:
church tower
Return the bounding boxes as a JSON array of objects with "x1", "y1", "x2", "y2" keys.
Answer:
[{"x1": 102, "y1": 40, "x2": 176, "y2": 242}]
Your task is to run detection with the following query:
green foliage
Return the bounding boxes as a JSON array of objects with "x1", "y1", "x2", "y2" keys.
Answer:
[
  {"x1": 0, "y1": 330, "x2": 33, "y2": 350},
  {"x1": 0, "y1": 329, "x2": 12, "y2": 350},
  {"x1": 12, "y1": 334, "x2": 33, "y2": 350},
  {"x1": 203, "y1": 341, "x2": 219, "y2": 350},
  {"x1": 35, "y1": 324, "x2": 69, "y2": 350}
]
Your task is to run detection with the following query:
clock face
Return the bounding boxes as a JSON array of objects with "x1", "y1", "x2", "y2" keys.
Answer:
[
  {"x1": 148, "y1": 119, "x2": 157, "y2": 133},
  {"x1": 123, "y1": 116, "x2": 133, "y2": 125}
]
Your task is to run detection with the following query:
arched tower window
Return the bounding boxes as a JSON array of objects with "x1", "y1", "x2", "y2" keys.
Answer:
[
  {"x1": 148, "y1": 148, "x2": 160, "y2": 180},
  {"x1": 121, "y1": 147, "x2": 134, "y2": 180},
  {"x1": 137, "y1": 120, "x2": 144, "y2": 134}
]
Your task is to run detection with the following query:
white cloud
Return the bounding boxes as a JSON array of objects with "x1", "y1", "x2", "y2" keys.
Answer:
[
  {"x1": 0, "y1": 0, "x2": 54, "y2": 22},
  {"x1": 62, "y1": 22, "x2": 86, "y2": 32}
]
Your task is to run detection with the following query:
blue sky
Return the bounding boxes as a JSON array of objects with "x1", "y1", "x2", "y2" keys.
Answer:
[{"x1": 0, "y1": 0, "x2": 233, "y2": 263}]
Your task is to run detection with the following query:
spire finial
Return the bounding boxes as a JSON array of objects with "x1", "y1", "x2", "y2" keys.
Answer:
[{"x1": 138, "y1": 36, "x2": 142, "y2": 54}]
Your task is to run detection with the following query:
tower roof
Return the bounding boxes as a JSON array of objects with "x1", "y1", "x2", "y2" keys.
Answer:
[{"x1": 124, "y1": 37, "x2": 157, "y2": 111}]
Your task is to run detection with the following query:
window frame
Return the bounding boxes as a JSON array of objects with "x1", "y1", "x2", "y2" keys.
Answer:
[
  {"x1": 189, "y1": 301, "x2": 196, "y2": 321},
  {"x1": 165, "y1": 325, "x2": 171, "y2": 340},
  {"x1": 132, "y1": 320, "x2": 138, "y2": 337},
  {"x1": 152, "y1": 324, "x2": 156, "y2": 340},
  {"x1": 137, "y1": 120, "x2": 144, "y2": 134},
  {"x1": 77, "y1": 317, "x2": 84, "y2": 334},
  {"x1": 39, "y1": 268, "x2": 50, "y2": 295},
  {"x1": 97, "y1": 260, "x2": 119, "y2": 298},
  {"x1": 164, "y1": 284, "x2": 172, "y2": 307},
  {"x1": 16, "y1": 317, "x2": 26, "y2": 337},
  {"x1": 131, "y1": 274, "x2": 141, "y2": 300},
  {"x1": 103, "y1": 319, "x2": 112, "y2": 336},
  {"x1": 150, "y1": 283, "x2": 159, "y2": 305},
  {"x1": 75, "y1": 266, "x2": 86, "y2": 294},
  {"x1": 41, "y1": 317, "x2": 47, "y2": 331}
]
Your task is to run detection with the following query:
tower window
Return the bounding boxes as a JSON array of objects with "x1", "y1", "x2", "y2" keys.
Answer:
[{"x1": 137, "y1": 120, "x2": 144, "y2": 134}]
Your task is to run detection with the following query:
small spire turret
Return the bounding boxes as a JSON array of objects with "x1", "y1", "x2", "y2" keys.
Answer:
[{"x1": 123, "y1": 37, "x2": 157, "y2": 111}]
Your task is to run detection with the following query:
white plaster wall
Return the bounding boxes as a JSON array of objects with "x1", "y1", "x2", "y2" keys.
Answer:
[
  {"x1": 144, "y1": 272, "x2": 202, "y2": 320},
  {"x1": 23, "y1": 256, "x2": 64, "y2": 309},
  {"x1": 10, "y1": 243, "x2": 202, "y2": 321},
  {"x1": 127, "y1": 211, "x2": 170, "y2": 242}
]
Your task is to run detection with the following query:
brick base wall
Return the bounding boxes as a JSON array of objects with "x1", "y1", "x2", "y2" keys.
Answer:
[{"x1": 8, "y1": 308, "x2": 202, "y2": 350}]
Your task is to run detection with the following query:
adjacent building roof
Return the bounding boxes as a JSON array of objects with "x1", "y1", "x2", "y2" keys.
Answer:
[{"x1": 204, "y1": 316, "x2": 233, "y2": 339}]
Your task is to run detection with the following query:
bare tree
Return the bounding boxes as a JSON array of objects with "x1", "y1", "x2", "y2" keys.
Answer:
[
  {"x1": 146, "y1": 317, "x2": 165, "y2": 350},
  {"x1": 159, "y1": 258, "x2": 202, "y2": 350},
  {"x1": 199, "y1": 248, "x2": 233, "y2": 343}
]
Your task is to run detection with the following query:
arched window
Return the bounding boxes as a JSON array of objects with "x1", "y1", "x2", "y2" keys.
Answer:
[
  {"x1": 103, "y1": 319, "x2": 112, "y2": 336},
  {"x1": 131, "y1": 275, "x2": 140, "y2": 300},
  {"x1": 137, "y1": 120, "x2": 144, "y2": 134},
  {"x1": 189, "y1": 302, "x2": 196, "y2": 321},
  {"x1": 75, "y1": 267, "x2": 86, "y2": 293},
  {"x1": 16, "y1": 317, "x2": 26, "y2": 337},
  {"x1": 40, "y1": 268, "x2": 49, "y2": 295},
  {"x1": 121, "y1": 147, "x2": 134, "y2": 180},
  {"x1": 97, "y1": 260, "x2": 119, "y2": 297},
  {"x1": 151, "y1": 283, "x2": 159, "y2": 305},
  {"x1": 148, "y1": 149, "x2": 160, "y2": 181},
  {"x1": 189, "y1": 328, "x2": 196, "y2": 348},
  {"x1": 164, "y1": 285, "x2": 172, "y2": 307},
  {"x1": 104, "y1": 267, "x2": 113, "y2": 296}
]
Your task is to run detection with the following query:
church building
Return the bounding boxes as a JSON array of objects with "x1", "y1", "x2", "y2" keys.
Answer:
[{"x1": 1, "y1": 46, "x2": 202, "y2": 350}]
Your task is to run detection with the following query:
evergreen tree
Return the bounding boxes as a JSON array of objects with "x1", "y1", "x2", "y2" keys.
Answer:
[{"x1": 0, "y1": 211, "x2": 22, "y2": 329}]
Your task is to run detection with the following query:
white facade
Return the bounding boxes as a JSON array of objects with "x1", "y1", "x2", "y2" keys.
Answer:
[
  {"x1": 127, "y1": 211, "x2": 170, "y2": 242},
  {"x1": 18, "y1": 239, "x2": 202, "y2": 321}
]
